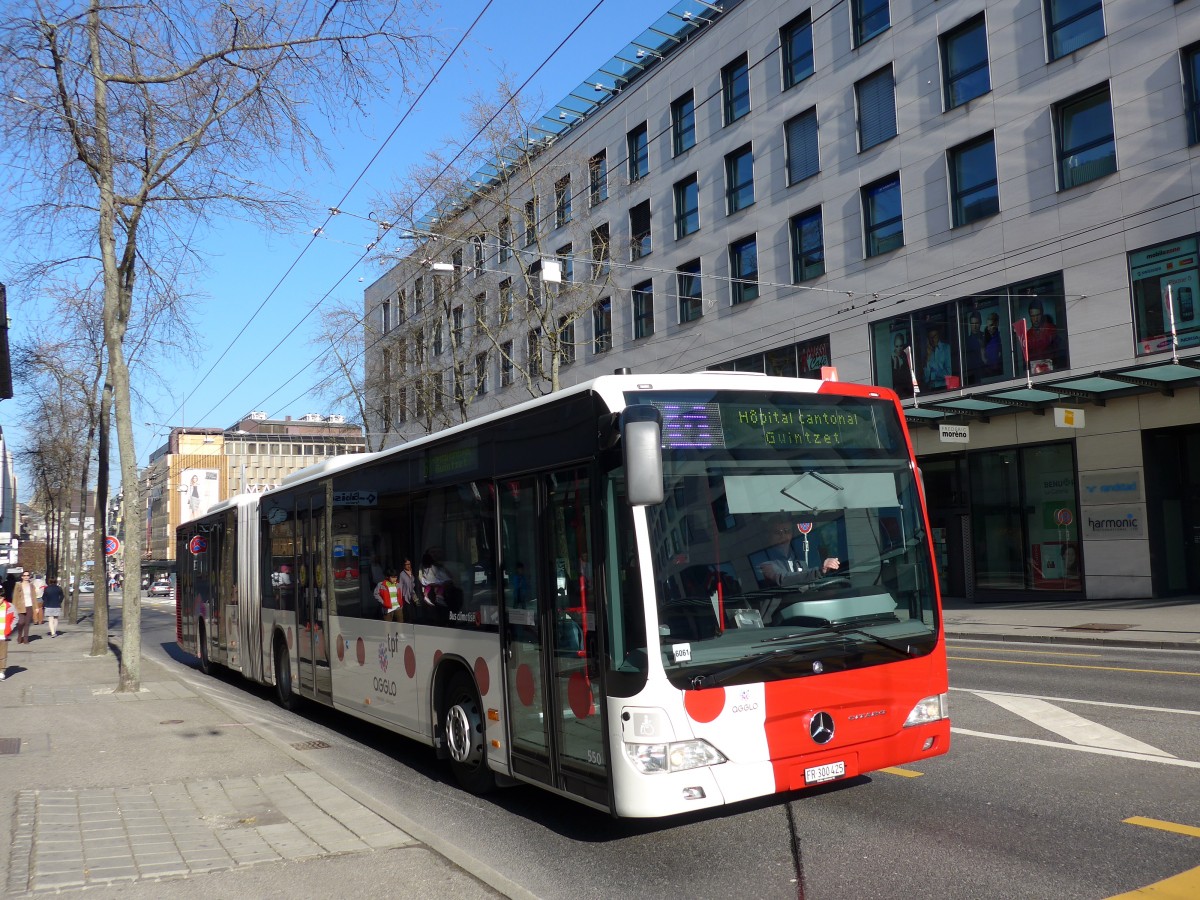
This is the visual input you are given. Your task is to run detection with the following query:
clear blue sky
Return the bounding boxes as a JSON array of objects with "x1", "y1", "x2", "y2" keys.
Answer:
[{"x1": 0, "y1": 0, "x2": 666, "y2": 492}]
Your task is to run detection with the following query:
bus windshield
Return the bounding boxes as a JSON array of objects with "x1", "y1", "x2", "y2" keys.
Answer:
[{"x1": 628, "y1": 388, "x2": 939, "y2": 689}]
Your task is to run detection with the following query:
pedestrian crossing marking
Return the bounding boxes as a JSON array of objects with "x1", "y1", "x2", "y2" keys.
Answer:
[{"x1": 974, "y1": 692, "x2": 1175, "y2": 758}]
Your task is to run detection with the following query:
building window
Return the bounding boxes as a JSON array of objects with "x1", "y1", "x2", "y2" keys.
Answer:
[
  {"x1": 589, "y1": 150, "x2": 608, "y2": 205},
  {"x1": 473, "y1": 292, "x2": 486, "y2": 325},
  {"x1": 451, "y1": 305, "x2": 464, "y2": 349},
  {"x1": 451, "y1": 248, "x2": 464, "y2": 289},
  {"x1": 558, "y1": 317, "x2": 576, "y2": 365},
  {"x1": 729, "y1": 235, "x2": 759, "y2": 305},
  {"x1": 554, "y1": 175, "x2": 572, "y2": 227},
  {"x1": 499, "y1": 278, "x2": 513, "y2": 323},
  {"x1": 672, "y1": 91, "x2": 696, "y2": 156},
  {"x1": 674, "y1": 174, "x2": 699, "y2": 238},
  {"x1": 629, "y1": 200, "x2": 651, "y2": 260},
  {"x1": 1130, "y1": 236, "x2": 1200, "y2": 355},
  {"x1": 432, "y1": 319, "x2": 443, "y2": 357},
  {"x1": 398, "y1": 288, "x2": 407, "y2": 323},
  {"x1": 381, "y1": 297, "x2": 391, "y2": 334},
  {"x1": 627, "y1": 122, "x2": 649, "y2": 181},
  {"x1": 528, "y1": 329, "x2": 543, "y2": 378},
  {"x1": 523, "y1": 197, "x2": 538, "y2": 247},
  {"x1": 725, "y1": 144, "x2": 755, "y2": 214},
  {"x1": 593, "y1": 297, "x2": 612, "y2": 353},
  {"x1": 555, "y1": 243, "x2": 573, "y2": 293},
  {"x1": 856, "y1": 66, "x2": 896, "y2": 151},
  {"x1": 678, "y1": 259, "x2": 703, "y2": 323},
  {"x1": 526, "y1": 260, "x2": 543, "y2": 308},
  {"x1": 472, "y1": 235, "x2": 485, "y2": 274},
  {"x1": 942, "y1": 14, "x2": 990, "y2": 110},
  {"x1": 500, "y1": 341, "x2": 514, "y2": 386},
  {"x1": 790, "y1": 208, "x2": 825, "y2": 282},
  {"x1": 591, "y1": 224, "x2": 610, "y2": 278},
  {"x1": 1045, "y1": 0, "x2": 1104, "y2": 61},
  {"x1": 498, "y1": 217, "x2": 512, "y2": 263},
  {"x1": 852, "y1": 0, "x2": 890, "y2": 47},
  {"x1": 1055, "y1": 83, "x2": 1116, "y2": 190},
  {"x1": 781, "y1": 12, "x2": 814, "y2": 90},
  {"x1": 413, "y1": 276, "x2": 424, "y2": 313},
  {"x1": 949, "y1": 132, "x2": 1000, "y2": 227},
  {"x1": 633, "y1": 280, "x2": 654, "y2": 339},
  {"x1": 862, "y1": 173, "x2": 903, "y2": 257},
  {"x1": 1185, "y1": 43, "x2": 1200, "y2": 146},
  {"x1": 785, "y1": 108, "x2": 819, "y2": 185},
  {"x1": 722, "y1": 54, "x2": 750, "y2": 125}
]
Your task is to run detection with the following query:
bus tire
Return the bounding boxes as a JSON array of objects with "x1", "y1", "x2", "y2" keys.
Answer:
[
  {"x1": 443, "y1": 674, "x2": 495, "y2": 794},
  {"x1": 274, "y1": 635, "x2": 301, "y2": 711},
  {"x1": 197, "y1": 621, "x2": 213, "y2": 676}
]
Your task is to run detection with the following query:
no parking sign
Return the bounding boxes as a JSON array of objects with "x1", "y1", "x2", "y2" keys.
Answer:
[{"x1": 104, "y1": 535, "x2": 121, "y2": 556}]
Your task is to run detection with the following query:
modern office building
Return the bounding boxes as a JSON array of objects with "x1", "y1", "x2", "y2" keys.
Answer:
[
  {"x1": 364, "y1": 0, "x2": 1200, "y2": 601},
  {"x1": 139, "y1": 414, "x2": 365, "y2": 564}
]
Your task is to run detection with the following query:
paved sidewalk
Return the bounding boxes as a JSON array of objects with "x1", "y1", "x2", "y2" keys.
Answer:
[
  {"x1": 942, "y1": 595, "x2": 1200, "y2": 651},
  {"x1": 0, "y1": 616, "x2": 512, "y2": 898}
]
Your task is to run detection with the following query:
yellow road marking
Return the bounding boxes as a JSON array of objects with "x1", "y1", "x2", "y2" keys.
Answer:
[
  {"x1": 1124, "y1": 817, "x2": 1200, "y2": 839},
  {"x1": 948, "y1": 656, "x2": 1200, "y2": 677},
  {"x1": 1106, "y1": 820, "x2": 1200, "y2": 898},
  {"x1": 1105, "y1": 866, "x2": 1200, "y2": 899},
  {"x1": 946, "y1": 643, "x2": 1103, "y2": 658},
  {"x1": 879, "y1": 766, "x2": 922, "y2": 778}
]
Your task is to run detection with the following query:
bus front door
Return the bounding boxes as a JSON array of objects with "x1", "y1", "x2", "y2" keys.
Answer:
[
  {"x1": 501, "y1": 469, "x2": 609, "y2": 808},
  {"x1": 296, "y1": 492, "x2": 332, "y2": 703}
]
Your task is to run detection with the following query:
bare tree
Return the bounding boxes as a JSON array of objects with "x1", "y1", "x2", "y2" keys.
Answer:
[
  {"x1": 370, "y1": 78, "x2": 617, "y2": 439},
  {"x1": 0, "y1": 0, "x2": 436, "y2": 691},
  {"x1": 307, "y1": 297, "x2": 399, "y2": 451}
]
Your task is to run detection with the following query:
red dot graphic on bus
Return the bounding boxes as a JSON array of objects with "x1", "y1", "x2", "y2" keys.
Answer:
[
  {"x1": 355, "y1": 637, "x2": 365, "y2": 666},
  {"x1": 567, "y1": 672, "x2": 594, "y2": 719},
  {"x1": 336, "y1": 635, "x2": 344, "y2": 663},
  {"x1": 516, "y1": 664, "x2": 536, "y2": 706},
  {"x1": 474, "y1": 657, "x2": 490, "y2": 696},
  {"x1": 433, "y1": 649, "x2": 443, "y2": 667},
  {"x1": 684, "y1": 687, "x2": 726, "y2": 723},
  {"x1": 404, "y1": 645, "x2": 416, "y2": 679}
]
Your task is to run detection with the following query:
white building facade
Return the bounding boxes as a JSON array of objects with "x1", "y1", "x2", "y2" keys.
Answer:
[{"x1": 365, "y1": 0, "x2": 1200, "y2": 601}]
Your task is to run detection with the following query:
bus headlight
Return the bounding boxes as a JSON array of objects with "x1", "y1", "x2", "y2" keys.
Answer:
[
  {"x1": 903, "y1": 693, "x2": 949, "y2": 727},
  {"x1": 625, "y1": 739, "x2": 727, "y2": 774}
]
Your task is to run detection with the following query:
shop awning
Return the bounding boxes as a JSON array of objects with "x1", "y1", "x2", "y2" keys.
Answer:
[{"x1": 904, "y1": 353, "x2": 1200, "y2": 427}]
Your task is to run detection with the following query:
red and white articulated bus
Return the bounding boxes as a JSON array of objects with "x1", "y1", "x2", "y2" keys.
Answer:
[{"x1": 177, "y1": 371, "x2": 949, "y2": 818}]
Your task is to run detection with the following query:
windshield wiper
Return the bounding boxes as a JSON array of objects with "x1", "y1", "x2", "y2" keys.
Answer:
[
  {"x1": 687, "y1": 645, "x2": 824, "y2": 690},
  {"x1": 761, "y1": 618, "x2": 918, "y2": 657}
]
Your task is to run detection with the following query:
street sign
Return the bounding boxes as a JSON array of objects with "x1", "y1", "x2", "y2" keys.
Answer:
[
  {"x1": 104, "y1": 536, "x2": 121, "y2": 556},
  {"x1": 188, "y1": 535, "x2": 208, "y2": 555}
]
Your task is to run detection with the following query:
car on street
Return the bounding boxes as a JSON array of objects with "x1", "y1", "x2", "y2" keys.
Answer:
[
  {"x1": 79, "y1": 580, "x2": 95, "y2": 593},
  {"x1": 149, "y1": 579, "x2": 173, "y2": 597}
]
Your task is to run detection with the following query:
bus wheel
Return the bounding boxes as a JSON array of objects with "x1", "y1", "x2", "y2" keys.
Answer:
[
  {"x1": 198, "y1": 622, "x2": 213, "y2": 676},
  {"x1": 274, "y1": 636, "x2": 300, "y2": 711},
  {"x1": 443, "y1": 675, "x2": 495, "y2": 794}
]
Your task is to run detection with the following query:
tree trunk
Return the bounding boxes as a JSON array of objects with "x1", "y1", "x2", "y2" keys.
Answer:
[
  {"x1": 68, "y1": 421, "x2": 96, "y2": 625},
  {"x1": 91, "y1": 381, "x2": 112, "y2": 657}
]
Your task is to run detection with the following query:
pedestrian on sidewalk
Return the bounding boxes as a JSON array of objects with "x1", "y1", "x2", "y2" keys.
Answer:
[
  {"x1": 41, "y1": 577, "x2": 65, "y2": 638},
  {"x1": 0, "y1": 592, "x2": 14, "y2": 679},
  {"x1": 11, "y1": 571, "x2": 35, "y2": 644}
]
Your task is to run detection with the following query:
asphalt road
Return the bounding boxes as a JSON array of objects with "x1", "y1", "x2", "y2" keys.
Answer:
[{"x1": 140, "y1": 608, "x2": 1200, "y2": 900}]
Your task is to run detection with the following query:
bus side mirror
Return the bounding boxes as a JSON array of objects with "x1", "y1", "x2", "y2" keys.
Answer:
[{"x1": 622, "y1": 405, "x2": 664, "y2": 506}]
